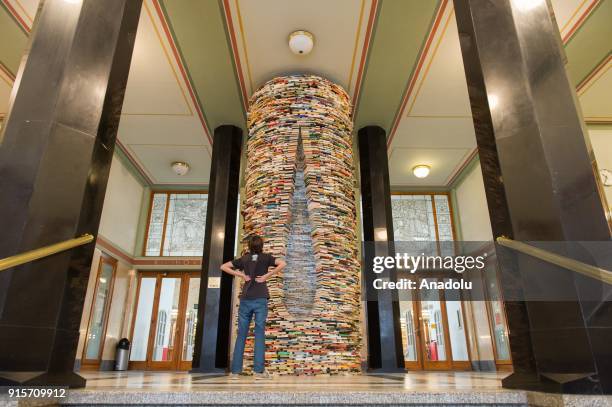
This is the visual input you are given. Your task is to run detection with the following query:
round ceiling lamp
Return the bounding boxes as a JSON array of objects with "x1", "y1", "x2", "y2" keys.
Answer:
[
  {"x1": 171, "y1": 161, "x2": 190, "y2": 176},
  {"x1": 412, "y1": 165, "x2": 430, "y2": 179},
  {"x1": 288, "y1": 30, "x2": 314, "y2": 55}
]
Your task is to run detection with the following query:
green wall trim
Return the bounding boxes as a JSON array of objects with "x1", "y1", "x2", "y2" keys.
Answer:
[
  {"x1": 449, "y1": 188, "x2": 463, "y2": 241},
  {"x1": 134, "y1": 186, "x2": 152, "y2": 257},
  {"x1": 588, "y1": 123, "x2": 612, "y2": 131}
]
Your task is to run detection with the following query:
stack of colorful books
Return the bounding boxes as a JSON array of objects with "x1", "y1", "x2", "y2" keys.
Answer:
[{"x1": 238, "y1": 75, "x2": 361, "y2": 375}]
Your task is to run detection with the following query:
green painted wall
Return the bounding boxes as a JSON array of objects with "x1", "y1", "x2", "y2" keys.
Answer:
[
  {"x1": 564, "y1": 0, "x2": 612, "y2": 86},
  {"x1": 354, "y1": 0, "x2": 440, "y2": 133},
  {"x1": 0, "y1": 6, "x2": 28, "y2": 74},
  {"x1": 161, "y1": 0, "x2": 246, "y2": 134}
]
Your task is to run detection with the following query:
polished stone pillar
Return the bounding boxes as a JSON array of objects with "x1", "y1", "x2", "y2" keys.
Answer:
[
  {"x1": 455, "y1": 0, "x2": 612, "y2": 394},
  {"x1": 0, "y1": 0, "x2": 142, "y2": 387},
  {"x1": 192, "y1": 125, "x2": 242, "y2": 373},
  {"x1": 358, "y1": 126, "x2": 404, "y2": 372}
]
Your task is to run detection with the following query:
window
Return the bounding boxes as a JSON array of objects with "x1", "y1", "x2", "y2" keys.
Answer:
[
  {"x1": 391, "y1": 193, "x2": 455, "y2": 242},
  {"x1": 391, "y1": 193, "x2": 455, "y2": 256},
  {"x1": 144, "y1": 192, "x2": 208, "y2": 256}
]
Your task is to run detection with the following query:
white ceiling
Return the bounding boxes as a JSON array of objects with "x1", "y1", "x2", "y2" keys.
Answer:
[
  {"x1": 117, "y1": 0, "x2": 212, "y2": 185},
  {"x1": 387, "y1": 0, "x2": 610, "y2": 187},
  {"x1": 0, "y1": 0, "x2": 212, "y2": 186},
  {"x1": 224, "y1": 0, "x2": 376, "y2": 105},
  {"x1": 0, "y1": 0, "x2": 608, "y2": 189}
]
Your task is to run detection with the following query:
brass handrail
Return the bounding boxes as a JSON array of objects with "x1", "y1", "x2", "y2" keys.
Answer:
[
  {"x1": 0, "y1": 234, "x2": 94, "y2": 272},
  {"x1": 496, "y1": 236, "x2": 612, "y2": 285}
]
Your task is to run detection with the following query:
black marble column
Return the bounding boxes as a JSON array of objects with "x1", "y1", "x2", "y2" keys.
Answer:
[
  {"x1": 358, "y1": 126, "x2": 405, "y2": 372},
  {"x1": 0, "y1": 0, "x2": 141, "y2": 388},
  {"x1": 192, "y1": 125, "x2": 242, "y2": 373},
  {"x1": 455, "y1": 0, "x2": 612, "y2": 394}
]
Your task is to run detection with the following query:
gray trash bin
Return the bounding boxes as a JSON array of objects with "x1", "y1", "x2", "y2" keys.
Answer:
[{"x1": 115, "y1": 338, "x2": 130, "y2": 371}]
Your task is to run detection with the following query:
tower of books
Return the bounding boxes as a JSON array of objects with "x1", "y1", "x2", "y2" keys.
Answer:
[{"x1": 241, "y1": 75, "x2": 361, "y2": 375}]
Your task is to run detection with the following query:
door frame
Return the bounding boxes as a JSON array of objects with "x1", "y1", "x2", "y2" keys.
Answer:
[
  {"x1": 403, "y1": 275, "x2": 472, "y2": 371},
  {"x1": 128, "y1": 271, "x2": 199, "y2": 371},
  {"x1": 80, "y1": 253, "x2": 117, "y2": 370},
  {"x1": 415, "y1": 290, "x2": 453, "y2": 370}
]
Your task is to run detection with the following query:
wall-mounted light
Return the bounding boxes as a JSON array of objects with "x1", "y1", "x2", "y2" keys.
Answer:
[
  {"x1": 512, "y1": 0, "x2": 544, "y2": 12},
  {"x1": 488, "y1": 94, "x2": 499, "y2": 110},
  {"x1": 412, "y1": 165, "x2": 430, "y2": 179},
  {"x1": 171, "y1": 161, "x2": 190, "y2": 176},
  {"x1": 374, "y1": 228, "x2": 388, "y2": 241}
]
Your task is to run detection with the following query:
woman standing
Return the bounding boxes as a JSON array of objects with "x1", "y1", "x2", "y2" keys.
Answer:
[{"x1": 220, "y1": 235, "x2": 286, "y2": 379}]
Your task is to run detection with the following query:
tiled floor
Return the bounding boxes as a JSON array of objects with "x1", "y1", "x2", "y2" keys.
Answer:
[
  {"x1": 2, "y1": 372, "x2": 611, "y2": 406},
  {"x1": 80, "y1": 370, "x2": 510, "y2": 392}
]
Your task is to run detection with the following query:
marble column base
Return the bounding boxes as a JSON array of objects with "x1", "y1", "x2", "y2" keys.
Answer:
[{"x1": 0, "y1": 371, "x2": 85, "y2": 388}]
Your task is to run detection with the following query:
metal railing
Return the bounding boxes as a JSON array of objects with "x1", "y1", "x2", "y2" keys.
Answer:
[
  {"x1": 496, "y1": 236, "x2": 612, "y2": 285},
  {"x1": 0, "y1": 234, "x2": 94, "y2": 272}
]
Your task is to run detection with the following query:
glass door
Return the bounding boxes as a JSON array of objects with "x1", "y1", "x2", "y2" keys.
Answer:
[
  {"x1": 417, "y1": 281, "x2": 452, "y2": 370},
  {"x1": 149, "y1": 274, "x2": 183, "y2": 370},
  {"x1": 129, "y1": 271, "x2": 199, "y2": 370},
  {"x1": 178, "y1": 276, "x2": 200, "y2": 370},
  {"x1": 400, "y1": 277, "x2": 472, "y2": 371},
  {"x1": 399, "y1": 287, "x2": 422, "y2": 370},
  {"x1": 81, "y1": 255, "x2": 117, "y2": 369}
]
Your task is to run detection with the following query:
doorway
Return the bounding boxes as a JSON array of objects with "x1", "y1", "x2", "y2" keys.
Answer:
[
  {"x1": 400, "y1": 277, "x2": 471, "y2": 371},
  {"x1": 128, "y1": 271, "x2": 200, "y2": 370}
]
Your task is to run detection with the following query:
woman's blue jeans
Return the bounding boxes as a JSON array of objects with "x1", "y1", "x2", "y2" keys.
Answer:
[{"x1": 231, "y1": 298, "x2": 268, "y2": 374}]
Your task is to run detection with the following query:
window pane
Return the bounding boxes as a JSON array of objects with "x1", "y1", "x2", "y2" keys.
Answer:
[
  {"x1": 152, "y1": 278, "x2": 182, "y2": 361},
  {"x1": 391, "y1": 195, "x2": 436, "y2": 241},
  {"x1": 145, "y1": 194, "x2": 168, "y2": 256},
  {"x1": 84, "y1": 261, "x2": 114, "y2": 360},
  {"x1": 130, "y1": 277, "x2": 156, "y2": 361},
  {"x1": 399, "y1": 299, "x2": 418, "y2": 362},
  {"x1": 162, "y1": 194, "x2": 207, "y2": 256},
  {"x1": 182, "y1": 277, "x2": 200, "y2": 361},
  {"x1": 445, "y1": 295, "x2": 469, "y2": 361},
  {"x1": 486, "y1": 267, "x2": 511, "y2": 360},
  {"x1": 391, "y1": 195, "x2": 437, "y2": 256},
  {"x1": 419, "y1": 280, "x2": 447, "y2": 361},
  {"x1": 434, "y1": 195, "x2": 453, "y2": 241}
]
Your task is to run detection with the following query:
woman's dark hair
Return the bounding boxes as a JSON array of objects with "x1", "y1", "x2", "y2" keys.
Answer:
[{"x1": 248, "y1": 235, "x2": 263, "y2": 254}]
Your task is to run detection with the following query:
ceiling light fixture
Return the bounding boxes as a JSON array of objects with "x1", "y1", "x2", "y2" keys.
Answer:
[
  {"x1": 171, "y1": 161, "x2": 190, "y2": 176},
  {"x1": 288, "y1": 30, "x2": 314, "y2": 55},
  {"x1": 413, "y1": 165, "x2": 431, "y2": 179}
]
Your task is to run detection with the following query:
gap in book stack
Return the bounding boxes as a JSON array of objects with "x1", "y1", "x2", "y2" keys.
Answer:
[{"x1": 237, "y1": 74, "x2": 361, "y2": 376}]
